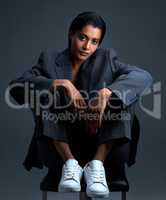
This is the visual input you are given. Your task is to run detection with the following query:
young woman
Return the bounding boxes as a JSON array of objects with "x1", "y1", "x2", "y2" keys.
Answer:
[{"x1": 9, "y1": 12, "x2": 153, "y2": 198}]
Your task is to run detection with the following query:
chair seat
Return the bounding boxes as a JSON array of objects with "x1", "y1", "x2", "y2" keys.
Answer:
[{"x1": 109, "y1": 179, "x2": 129, "y2": 191}]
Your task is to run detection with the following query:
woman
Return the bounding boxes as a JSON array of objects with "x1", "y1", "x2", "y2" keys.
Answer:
[{"x1": 9, "y1": 12, "x2": 153, "y2": 198}]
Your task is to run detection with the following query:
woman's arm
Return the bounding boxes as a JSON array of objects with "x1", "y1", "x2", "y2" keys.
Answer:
[{"x1": 107, "y1": 49, "x2": 153, "y2": 107}]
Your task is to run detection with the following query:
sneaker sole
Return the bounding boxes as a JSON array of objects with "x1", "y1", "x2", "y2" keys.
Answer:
[
  {"x1": 86, "y1": 190, "x2": 110, "y2": 198},
  {"x1": 58, "y1": 186, "x2": 81, "y2": 192}
]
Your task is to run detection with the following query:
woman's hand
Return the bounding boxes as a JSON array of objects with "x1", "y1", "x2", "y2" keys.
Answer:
[
  {"x1": 90, "y1": 88, "x2": 112, "y2": 114},
  {"x1": 88, "y1": 88, "x2": 112, "y2": 134},
  {"x1": 52, "y1": 79, "x2": 86, "y2": 110}
]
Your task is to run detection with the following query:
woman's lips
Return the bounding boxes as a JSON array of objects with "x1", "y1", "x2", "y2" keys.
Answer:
[{"x1": 79, "y1": 51, "x2": 89, "y2": 56}]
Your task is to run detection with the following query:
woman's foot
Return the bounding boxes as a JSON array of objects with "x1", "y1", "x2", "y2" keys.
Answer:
[
  {"x1": 58, "y1": 159, "x2": 83, "y2": 192},
  {"x1": 84, "y1": 160, "x2": 110, "y2": 198}
]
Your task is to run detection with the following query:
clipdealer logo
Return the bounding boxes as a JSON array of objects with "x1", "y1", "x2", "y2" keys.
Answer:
[
  {"x1": 5, "y1": 81, "x2": 162, "y2": 120},
  {"x1": 139, "y1": 81, "x2": 161, "y2": 119}
]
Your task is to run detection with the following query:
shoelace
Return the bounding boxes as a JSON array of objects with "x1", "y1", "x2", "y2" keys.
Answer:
[
  {"x1": 88, "y1": 169, "x2": 106, "y2": 185},
  {"x1": 63, "y1": 166, "x2": 81, "y2": 182}
]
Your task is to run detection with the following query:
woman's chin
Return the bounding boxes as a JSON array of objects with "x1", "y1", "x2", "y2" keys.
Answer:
[{"x1": 77, "y1": 55, "x2": 88, "y2": 62}]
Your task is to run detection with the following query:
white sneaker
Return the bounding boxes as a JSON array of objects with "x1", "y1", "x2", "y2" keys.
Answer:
[
  {"x1": 84, "y1": 160, "x2": 110, "y2": 198},
  {"x1": 58, "y1": 159, "x2": 83, "y2": 192}
]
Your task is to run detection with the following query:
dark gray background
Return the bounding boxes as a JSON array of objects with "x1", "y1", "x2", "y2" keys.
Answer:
[{"x1": 1, "y1": 0, "x2": 166, "y2": 199}]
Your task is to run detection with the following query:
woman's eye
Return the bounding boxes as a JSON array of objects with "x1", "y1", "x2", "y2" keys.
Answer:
[
  {"x1": 92, "y1": 40, "x2": 98, "y2": 45},
  {"x1": 79, "y1": 35, "x2": 86, "y2": 41}
]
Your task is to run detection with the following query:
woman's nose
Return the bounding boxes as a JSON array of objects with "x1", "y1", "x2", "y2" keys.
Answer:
[{"x1": 83, "y1": 41, "x2": 91, "y2": 50}]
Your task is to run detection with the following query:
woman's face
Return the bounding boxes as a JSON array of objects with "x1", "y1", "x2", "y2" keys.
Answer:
[{"x1": 70, "y1": 24, "x2": 102, "y2": 63}]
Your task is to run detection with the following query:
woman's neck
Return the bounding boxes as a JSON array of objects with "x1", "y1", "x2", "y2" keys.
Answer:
[{"x1": 70, "y1": 51, "x2": 83, "y2": 69}]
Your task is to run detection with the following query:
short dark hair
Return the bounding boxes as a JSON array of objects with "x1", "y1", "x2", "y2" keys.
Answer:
[{"x1": 68, "y1": 11, "x2": 106, "y2": 47}]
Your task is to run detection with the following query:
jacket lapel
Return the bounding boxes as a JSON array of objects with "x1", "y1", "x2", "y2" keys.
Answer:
[
  {"x1": 54, "y1": 48, "x2": 73, "y2": 80},
  {"x1": 54, "y1": 48, "x2": 94, "y2": 93},
  {"x1": 87, "y1": 50, "x2": 106, "y2": 92}
]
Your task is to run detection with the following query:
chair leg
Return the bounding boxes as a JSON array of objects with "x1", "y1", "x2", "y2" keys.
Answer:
[
  {"x1": 79, "y1": 192, "x2": 92, "y2": 200},
  {"x1": 121, "y1": 191, "x2": 126, "y2": 200},
  {"x1": 42, "y1": 191, "x2": 47, "y2": 200}
]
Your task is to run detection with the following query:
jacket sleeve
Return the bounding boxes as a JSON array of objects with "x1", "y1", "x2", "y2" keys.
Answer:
[
  {"x1": 9, "y1": 51, "x2": 54, "y2": 105},
  {"x1": 107, "y1": 48, "x2": 153, "y2": 107}
]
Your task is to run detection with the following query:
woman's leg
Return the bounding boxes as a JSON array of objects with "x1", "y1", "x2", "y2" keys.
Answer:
[
  {"x1": 42, "y1": 86, "x2": 77, "y2": 162},
  {"x1": 93, "y1": 99, "x2": 137, "y2": 190},
  {"x1": 52, "y1": 141, "x2": 75, "y2": 162},
  {"x1": 93, "y1": 143, "x2": 112, "y2": 162}
]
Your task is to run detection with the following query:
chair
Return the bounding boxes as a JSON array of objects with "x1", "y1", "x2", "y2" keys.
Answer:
[
  {"x1": 40, "y1": 179, "x2": 128, "y2": 200},
  {"x1": 37, "y1": 137, "x2": 129, "y2": 200}
]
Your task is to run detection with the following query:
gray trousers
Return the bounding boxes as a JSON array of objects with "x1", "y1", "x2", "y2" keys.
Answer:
[
  {"x1": 40, "y1": 87, "x2": 135, "y2": 165},
  {"x1": 35, "y1": 88, "x2": 139, "y2": 190}
]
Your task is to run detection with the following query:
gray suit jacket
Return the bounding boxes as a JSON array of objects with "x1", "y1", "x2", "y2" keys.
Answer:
[
  {"x1": 10, "y1": 47, "x2": 152, "y2": 106},
  {"x1": 9, "y1": 47, "x2": 153, "y2": 170}
]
